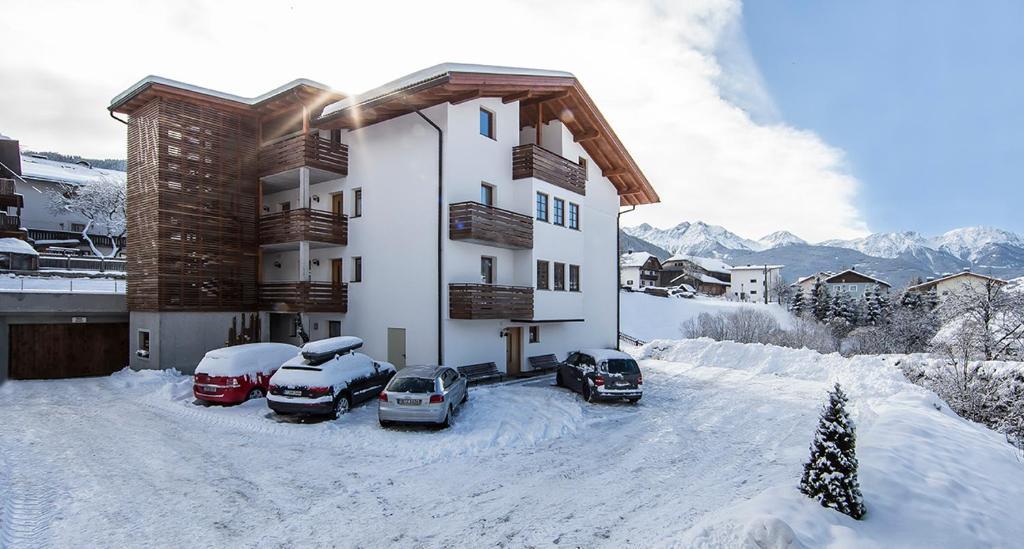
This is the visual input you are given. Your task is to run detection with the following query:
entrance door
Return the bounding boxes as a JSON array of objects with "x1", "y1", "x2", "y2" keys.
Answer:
[
  {"x1": 331, "y1": 258, "x2": 343, "y2": 285},
  {"x1": 332, "y1": 193, "x2": 344, "y2": 216},
  {"x1": 505, "y1": 327, "x2": 522, "y2": 377},
  {"x1": 387, "y1": 328, "x2": 406, "y2": 369}
]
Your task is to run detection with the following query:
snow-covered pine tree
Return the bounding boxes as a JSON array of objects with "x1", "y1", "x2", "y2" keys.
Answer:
[
  {"x1": 925, "y1": 287, "x2": 940, "y2": 311},
  {"x1": 900, "y1": 289, "x2": 923, "y2": 311},
  {"x1": 812, "y1": 282, "x2": 831, "y2": 322},
  {"x1": 864, "y1": 287, "x2": 881, "y2": 326},
  {"x1": 876, "y1": 288, "x2": 892, "y2": 322},
  {"x1": 790, "y1": 288, "x2": 806, "y2": 316},
  {"x1": 799, "y1": 383, "x2": 866, "y2": 520}
]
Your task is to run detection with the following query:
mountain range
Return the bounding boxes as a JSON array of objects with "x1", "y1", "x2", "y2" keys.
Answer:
[{"x1": 620, "y1": 221, "x2": 1024, "y2": 287}]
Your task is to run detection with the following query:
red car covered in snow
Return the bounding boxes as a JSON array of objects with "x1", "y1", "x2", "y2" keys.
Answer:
[{"x1": 193, "y1": 343, "x2": 301, "y2": 405}]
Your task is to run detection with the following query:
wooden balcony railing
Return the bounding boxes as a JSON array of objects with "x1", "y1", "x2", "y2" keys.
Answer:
[
  {"x1": 0, "y1": 212, "x2": 25, "y2": 238},
  {"x1": 259, "y1": 133, "x2": 349, "y2": 178},
  {"x1": 259, "y1": 282, "x2": 348, "y2": 313},
  {"x1": 259, "y1": 208, "x2": 347, "y2": 246},
  {"x1": 449, "y1": 283, "x2": 534, "y2": 320},
  {"x1": 512, "y1": 144, "x2": 586, "y2": 196},
  {"x1": 449, "y1": 201, "x2": 533, "y2": 250},
  {"x1": 0, "y1": 178, "x2": 23, "y2": 210}
]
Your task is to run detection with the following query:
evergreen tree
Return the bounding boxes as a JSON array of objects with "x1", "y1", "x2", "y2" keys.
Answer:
[
  {"x1": 799, "y1": 384, "x2": 866, "y2": 520},
  {"x1": 864, "y1": 286, "x2": 882, "y2": 326},
  {"x1": 876, "y1": 288, "x2": 892, "y2": 323},
  {"x1": 790, "y1": 288, "x2": 806, "y2": 316},
  {"x1": 925, "y1": 287, "x2": 940, "y2": 311},
  {"x1": 900, "y1": 289, "x2": 924, "y2": 311},
  {"x1": 830, "y1": 291, "x2": 857, "y2": 324},
  {"x1": 812, "y1": 282, "x2": 831, "y2": 322}
]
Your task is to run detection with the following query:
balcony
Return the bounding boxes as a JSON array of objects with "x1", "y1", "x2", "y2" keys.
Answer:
[
  {"x1": 259, "y1": 281, "x2": 348, "y2": 313},
  {"x1": 449, "y1": 201, "x2": 533, "y2": 250},
  {"x1": 259, "y1": 133, "x2": 349, "y2": 179},
  {"x1": 449, "y1": 283, "x2": 534, "y2": 320},
  {"x1": 512, "y1": 144, "x2": 586, "y2": 196},
  {"x1": 0, "y1": 212, "x2": 25, "y2": 238},
  {"x1": 0, "y1": 178, "x2": 23, "y2": 210},
  {"x1": 259, "y1": 208, "x2": 347, "y2": 246}
]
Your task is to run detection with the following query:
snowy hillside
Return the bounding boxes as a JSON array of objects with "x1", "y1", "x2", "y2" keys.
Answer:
[
  {"x1": 821, "y1": 231, "x2": 931, "y2": 259},
  {"x1": 932, "y1": 226, "x2": 1024, "y2": 262},
  {"x1": 620, "y1": 291, "x2": 794, "y2": 342}
]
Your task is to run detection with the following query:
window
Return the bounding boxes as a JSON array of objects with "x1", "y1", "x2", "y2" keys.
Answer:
[
  {"x1": 71, "y1": 223, "x2": 87, "y2": 233},
  {"x1": 353, "y1": 188, "x2": 362, "y2": 217},
  {"x1": 537, "y1": 260, "x2": 549, "y2": 290},
  {"x1": 553, "y1": 198, "x2": 565, "y2": 226},
  {"x1": 750, "y1": 279, "x2": 756, "y2": 283},
  {"x1": 578, "y1": 156, "x2": 588, "y2": 179},
  {"x1": 568, "y1": 203, "x2": 580, "y2": 230},
  {"x1": 554, "y1": 262, "x2": 565, "y2": 291},
  {"x1": 481, "y1": 256, "x2": 495, "y2": 284},
  {"x1": 441, "y1": 369, "x2": 458, "y2": 389},
  {"x1": 569, "y1": 264, "x2": 580, "y2": 292},
  {"x1": 328, "y1": 321, "x2": 342, "y2": 338},
  {"x1": 536, "y1": 192, "x2": 549, "y2": 222},
  {"x1": 750, "y1": 290, "x2": 757, "y2": 295},
  {"x1": 330, "y1": 129, "x2": 342, "y2": 146},
  {"x1": 280, "y1": 202, "x2": 291, "y2": 212},
  {"x1": 480, "y1": 183, "x2": 495, "y2": 206},
  {"x1": 479, "y1": 107, "x2": 495, "y2": 139},
  {"x1": 137, "y1": 330, "x2": 150, "y2": 359},
  {"x1": 529, "y1": 326, "x2": 540, "y2": 343},
  {"x1": 352, "y1": 257, "x2": 362, "y2": 282}
]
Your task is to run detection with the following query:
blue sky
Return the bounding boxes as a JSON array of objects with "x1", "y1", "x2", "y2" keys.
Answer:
[{"x1": 742, "y1": 0, "x2": 1024, "y2": 237}]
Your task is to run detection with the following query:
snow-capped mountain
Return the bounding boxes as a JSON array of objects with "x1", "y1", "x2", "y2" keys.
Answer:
[
  {"x1": 623, "y1": 221, "x2": 1024, "y2": 286},
  {"x1": 931, "y1": 227, "x2": 1024, "y2": 262},
  {"x1": 758, "y1": 230, "x2": 807, "y2": 249},
  {"x1": 623, "y1": 221, "x2": 762, "y2": 257},
  {"x1": 820, "y1": 231, "x2": 931, "y2": 259}
]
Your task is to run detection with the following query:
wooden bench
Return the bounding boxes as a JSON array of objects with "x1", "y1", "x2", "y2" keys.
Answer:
[
  {"x1": 457, "y1": 362, "x2": 503, "y2": 384},
  {"x1": 528, "y1": 354, "x2": 560, "y2": 372}
]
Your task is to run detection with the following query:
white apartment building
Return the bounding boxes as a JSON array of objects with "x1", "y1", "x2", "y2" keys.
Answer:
[
  {"x1": 110, "y1": 64, "x2": 659, "y2": 376},
  {"x1": 728, "y1": 264, "x2": 784, "y2": 303}
]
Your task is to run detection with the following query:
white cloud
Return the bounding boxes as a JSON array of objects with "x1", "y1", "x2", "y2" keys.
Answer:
[{"x1": 0, "y1": 0, "x2": 869, "y2": 241}]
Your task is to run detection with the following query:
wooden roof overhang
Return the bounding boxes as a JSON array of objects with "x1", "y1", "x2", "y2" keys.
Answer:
[
  {"x1": 109, "y1": 79, "x2": 345, "y2": 118},
  {"x1": 315, "y1": 70, "x2": 659, "y2": 206}
]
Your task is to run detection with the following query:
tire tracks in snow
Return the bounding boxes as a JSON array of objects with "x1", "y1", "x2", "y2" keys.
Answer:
[{"x1": 0, "y1": 440, "x2": 65, "y2": 549}]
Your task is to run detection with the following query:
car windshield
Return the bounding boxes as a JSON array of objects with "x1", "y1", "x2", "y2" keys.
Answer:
[
  {"x1": 604, "y1": 359, "x2": 640, "y2": 375},
  {"x1": 388, "y1": 377, "x2": 435, "y2": 393}
]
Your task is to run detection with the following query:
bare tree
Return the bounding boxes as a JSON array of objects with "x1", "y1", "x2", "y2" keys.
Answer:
[
  {"x1": 48, "y1": 175, "x2": 126, "y2": 258},
  {"x1": 938, "y1": 278, "x2": 1024, "y2": 360}
]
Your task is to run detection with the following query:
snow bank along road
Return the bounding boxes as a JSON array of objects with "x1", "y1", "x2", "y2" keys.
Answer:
[{"x1": 2, "y1": 340, "x2": 1023, "y2": 548}]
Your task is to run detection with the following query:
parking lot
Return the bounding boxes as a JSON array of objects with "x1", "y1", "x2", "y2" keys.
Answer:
[{"x1": 0, "y1": 359, "x2": 822, "y2": 548}]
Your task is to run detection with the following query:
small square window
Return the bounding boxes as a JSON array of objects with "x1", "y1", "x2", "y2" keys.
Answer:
[
  {"x1": 554, "y1": 262, "x2": 565, "y2": 291},
  {"x1": 553, "y1": 198, "x2": 565, "y2": 226},
  {"x1": 481, "y1": 256, "x2": 495, "y2": 284},
  {"x1": 529, "y1": 326, "x2": 540, "y2": 343},
  {"x1": 569, "y1": 265, "x2": 580, "y2": 292},
  {"x1": 479, "y1": 107, "x2": 495, "y2": 139},
  {"x1": 537, "y1": 260, "x2": 549, "y2": 290},
  {"x1": 329, "y1": 320, "x2": 342, "y2": 338},
  {"x1": 480, "y1": 183, "x2": 495, "y2": 206},
  {"x1": 568, "y1": 203, "x2": 580, "y2": 230},
  {"x1": 137, "y1": 330, "x2": 150, "y2": 359},
  {"x1": 536, "y1": 192, "x2": 549, "y2": 222}
]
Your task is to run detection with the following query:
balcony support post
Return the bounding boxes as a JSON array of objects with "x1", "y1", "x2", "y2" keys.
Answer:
[
  {"x1": 299, "y1": 166, "x2": 311, "y2": 209},
  {"x1": 299, "y1": 241, "x2": 310, "y2": 282}
]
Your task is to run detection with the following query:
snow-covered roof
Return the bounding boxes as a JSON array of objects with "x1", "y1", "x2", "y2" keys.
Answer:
[
  {"x1": 320, "y1": 63, "x2": 574, "y2": 117},
  {"x1": 20, "y1": 155, "x2": 125, "y2": 186},
  {"x1": 791, "y1": 271, "x2": 835, "y2": 286},
  {"x1": 729, "y1": 264, "x2": 784, "y2": 271},
  {"x1": 907, "y1": 271, "x2": 1007, "y2": 291},
  {"x1": 0, "y1": 238, "x2": 38, "y2": 256},
  {"x1": 620, "y1": 251, "x2": 656, "y2": 268},
  {"x1": 579, "y1": 348, "x2": 632, "y2": 362},
  {"x1": 823, "y1": 269, "x2": 892, "y2": 287},
  {"x1": 697, "y1": 273, "x2": 728, "y2": 285},
  {"x1": 666, "y1": 255, "x2": 732, "y2": 274},
  {"x1": 109, "y1": 75, "x2": 336, "y2": 111}
]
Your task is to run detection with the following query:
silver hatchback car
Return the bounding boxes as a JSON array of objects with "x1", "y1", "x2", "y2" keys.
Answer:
[{"x1": 378, "y1": 365, "x2": 468, "y2": 428}]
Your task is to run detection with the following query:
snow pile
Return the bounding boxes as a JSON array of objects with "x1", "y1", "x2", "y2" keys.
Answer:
[
  {"x1": 0, "y1": 238, "x2": 37, "y2": 256},
  {"x1": 621, "y1": 291, "x2": 795, "y2": 341},
  {"x1": 637, "y1": 339, "x2": 1024, "y2": 548}
]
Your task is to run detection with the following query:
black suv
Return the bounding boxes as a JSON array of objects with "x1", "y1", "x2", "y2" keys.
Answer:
[{"x1": 556, "y1": 349, "x2": 643, "y2": 403}]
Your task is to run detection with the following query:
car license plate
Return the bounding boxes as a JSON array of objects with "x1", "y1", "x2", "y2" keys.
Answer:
[
  {"x1": 398, "y1": 398, "x2": 419, "y2": 406},
  {"x1": 616, "y1": 382, "x2": 630, "y2": 387},
  {"x1": 284, "y1": 390, "x2": 303, "y2": 397}
]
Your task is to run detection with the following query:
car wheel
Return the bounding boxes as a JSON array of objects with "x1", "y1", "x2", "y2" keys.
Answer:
[
  {"x1": 628, "y1": 397, "x2": 641, "y2": 405},
  {"x1": 555, "y1": 370, "x2": 564, "y2": 387},
  {"x1": 334, "y1": 395, "x2": 351, "y2": 418},
  {"x1": 441, "y1": 405, "x2": 453, "y2": 428},
  {"x1": 246, "y1": 387, "x2": 264, "y2": 401},
  {"x1": 379, "y1": 418, "x2": 391, "y2": 428},
  {"x1": 583, "y1": 382, "x2": 594, "y2": 403},
  {"x1": 461, "y1": 390, "x2": 468, "y2": 404}
]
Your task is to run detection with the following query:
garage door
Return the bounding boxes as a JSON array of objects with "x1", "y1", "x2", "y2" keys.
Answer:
[{"x1": 8, "y1": 323, "x2": 129, "y2": 380}]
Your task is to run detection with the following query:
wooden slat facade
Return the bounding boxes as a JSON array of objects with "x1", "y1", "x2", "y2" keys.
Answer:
[
  {"x1": 449, "y1": 283, "x2": 534, "y2": 320},
  {"x1": 448, "y1": 201, "x2": 532, "y2": 250},
  {"x1": 258, "y1": 132, "x2": 348, "y2": 178},
  {"x1": 512, "y1": 144, "x2": 586, "y2": 196},
  {"x1": 126, "y1": 97, "x2": 259, "y2": 311},
  {"x1": 259, "y1": 208, "x2": 347, "y2": 246},
  {"x1": 258, "y1": 281, "x2": 347, "y2": 313}
]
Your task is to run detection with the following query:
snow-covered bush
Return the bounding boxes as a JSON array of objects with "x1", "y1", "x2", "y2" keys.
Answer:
[
  {"x1": 681, "y1": 309, "x2": 780, "y2": 345},
  {"x1": 772, "y1": 316, "x2": 837, "y2": 353},
  {"x1": 799, "y1": 383, "x2": 865, "y2": 520}
]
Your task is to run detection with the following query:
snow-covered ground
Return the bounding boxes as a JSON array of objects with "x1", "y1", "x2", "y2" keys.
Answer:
[
  {"x1": 3, "y1": 339, "x2": 1021, "y2": 547},
  {"x1": 621, "y1": 290, "x2": 794, "y2": 341}
]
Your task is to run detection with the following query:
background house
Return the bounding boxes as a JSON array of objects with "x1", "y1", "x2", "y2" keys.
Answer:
[
  {"x1": 908, "y1": 270, "x2": 1007, "y2": 301},
  {"x1": 660, "y1": 255, "x2": 731, "y2": 296},
  {"x1": 728, "y1": 264, "x2": 783, "y2": 303},
  {"x1": 620, "y1": 251, "x2": 662, "y2": 290},
  {"x1": 793, "y1": 269, "x2": 890, "y2": 300}
]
